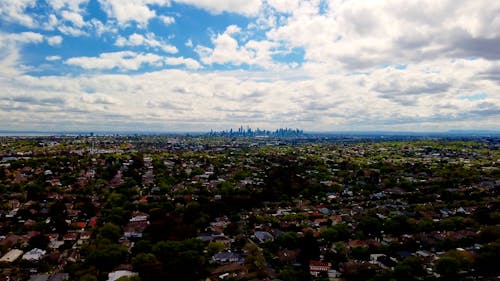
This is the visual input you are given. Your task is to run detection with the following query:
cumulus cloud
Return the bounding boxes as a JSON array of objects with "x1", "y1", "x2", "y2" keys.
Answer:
[
  {"x1": 159, "y1": 15, "x2": 175, "y2": 25},
  {"x1": 98, "y1": 0, "x2": 170, "y2": 27},
  {"x1": 46, "y1": 56, "x2": 62, "y2": 61},
  {"x1": 60, "y1": 10, "x2": 86, "y2": 27},
  {"x1": 4, "y1": 32, "x2": 44, "y2": 45},
  {"x1": 65, "y1": 51, "x2": 164, "y2": 70},
  {"x1": 1, "y1": 0, "x2": 499, "y2": 131},
  {"x1": 174, "y1": 0, "x2": 262, "y2": 16},
  {"x1": 115, "y1": 33, "x2": 178, "y2": 53},
  {"x1": 47, "y1": 35, "x2": 63, "y2": 46},
  {"x1": 0, "y1": 0, "x2": 37, "y2": 27},
  {"x1": 49, "y1": 0, "x2": 90, "y2": 12},
  {"x1": 265, "y1": 0, "x2": 500, "y2": 73},
  {"x1": 196, "y1": 25, "x2": 279, "y2": 68},
  {"x1": 0, "y1": 61, "x2": 498, "y2": 132},
  {"x1": 165, "y1": 57, "x2": 201, "y2": 70}
]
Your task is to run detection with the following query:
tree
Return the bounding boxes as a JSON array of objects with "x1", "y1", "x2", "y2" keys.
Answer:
[
  {"x1": 152, "y1": 239, "x2": 207, "y2": 281},
  {"x1": 29, "y1": 233, "x2": 49, "y2": 250},
  {"x1": 244, "y1": 242, "x2": 266, "y2": 273},
  {"x1": 434, "y1": 250, "x2": 473, "y2": 281},
  {"x1": 132, "y1": 253, "x2": 161, "y2": 281},
  {"x1": 357, "y1": 216, "x2": 382, "y2": 238},
  {"x1": 132, "y1": 240, "x2": 152, "y2": 255},
  {"x1": 321, "y1": 223, "x2": 350, "y2": 243},
  {"x1": 384, "y1": 215, "x2": 412, "y2": 236},
  {"x1": 434, "y1": 256, "x2": 460, "y2": 281},
  {"x1": 475, "y1": 243, "x2": 500, "y2": 277},
  {"x1": 277, "y1": 231, "x2": 299, "y2": 249},
  {"x1": 98, "y1": 222, "x2": 121, "y2": 242},
  {"x1": 393, "y1": 257, "x2": 425, "y2": 281},
  {"x1": 206, "y1": 241, "x2": 228, "y2": 256},
  {"x1": 86, "y1": 243, "x2": 129, "y2": 271}
]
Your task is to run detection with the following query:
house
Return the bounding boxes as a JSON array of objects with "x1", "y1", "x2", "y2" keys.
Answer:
[
  {"x1": 107, "y1": 270, "x2": 138, "y2": 281},
  {"x1": 211, "y1": 263, "x2": 248, "y2": 280},
  {"x1": 129, "y1": 212, "x2": 149, "y2": 222},
  {"x1": 254, "y1": 231, "x2": 274, "y2": 243},
  {"x1": 123, "y1": 221, "x2": 149, "y2": 238},
  {"x1": 63, "y1": 233, "x2": 78, "y2": 242},
  {"x1": 22, "y1": 248, "x2": 46, "y2": 261},
  {"x1": 309, "y1": 260, "x2": 331, "y2": 277},
  {"x1": 0, "y1": 249, "x2": 23, "y2": 263},
  {"x1": 48, "y1": 240, "x2": 64, "y2": 250},
  {"x1": 28, "y1": 274, "x2": 50, "y2": 281},
  {"x1": 49, "y1": 273, "x2": 69, "y2": 281},
  {"x1": 211, "y1": 252, "x2": 244, "y2": 264}
]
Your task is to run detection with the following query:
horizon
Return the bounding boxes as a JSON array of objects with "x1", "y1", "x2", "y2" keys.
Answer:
[
  {"x1": 1, "y1": 1, "x2": 499, "y2": 132},
  {"x1": 1, "y1": 128, "x2": 499, "y2": 137}
]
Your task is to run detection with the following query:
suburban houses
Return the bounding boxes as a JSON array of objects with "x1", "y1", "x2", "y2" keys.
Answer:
[{"x1": 0, "y1": 134, "x2": 498, "y2": 281}]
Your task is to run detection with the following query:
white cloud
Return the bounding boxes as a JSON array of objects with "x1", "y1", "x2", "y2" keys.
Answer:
[
  {"x1": 0, "y1": 58, "x2": 498, "y2": 132},
  {"x1": 6, "y1": 32, "x2": 44, "y2": 44},
  {"x1": 0, "y1": 0, "x2": 37, "y2": 27},
  {"x1": 45, "y1": 0, "x2": 89, "y2": 36},
  {"x1": 48, "y1": 0, "x2": 89, "y2": 12},
  {"x1": 65, "y1": 51, "x2": 164, "y2": 70},
  {"x1": 44, "y1": 14, "x2": 59, "y2": 30},
  {"x1": 174, "y1": 0, "x2": 262, "y2": 16},
  {"x1": 165, "y1": 57, "x2": 201, "y2": 69},
  {"x1": 98, "y1": 0, "x2": 170, "y2": 27},
  {"x1": 0, "y1": 32, "x2": 45, "y2": 76},
  {"x1": 159, "y1": 15, "x2": 175, "y2": 25},
  {"x1": 115, "y1": 33, "x2": 178, "y2": 53},
  {"x1": 58, "y1": 25, "x2": 87, "y2": 36},
  {"x1": 90, "y1": 18, "x2": 118, "y2": 36},
  {"x1": 1, "y1": 0, "x2": 499, "y2": 131},
  {"x1": 196, "y1": 25, "x2": 279, "y2": 68},
  {"x1": 61, "y1": 10, "x2": 86, "y2": 27},
  {"x1": 47, "y1": 35, "x2": 63, "y2": 46},
  {"x1": 265, "y1": 0, "x2": 300, "y2": 13},
  {"x1": 46, "y1": 56, "x2": 62, "y2": 61},
  {"x1": 265, "y1": 0, "x2": 500, "y2": 73}
]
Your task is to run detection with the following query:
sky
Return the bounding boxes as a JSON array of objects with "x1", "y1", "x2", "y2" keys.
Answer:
[{"x1": 0, "y1": 0, "x2": 499, "y2": 132}]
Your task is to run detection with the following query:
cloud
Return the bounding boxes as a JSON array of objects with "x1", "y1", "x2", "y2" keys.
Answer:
[
  {"x1": 58, "y1": 25, "x2": 87, "y2": 36},
  {"x1": 266, "y1": 0, "x2": 500, "y2": 73},
  {"x1": 47, "y1": 36, "x2": 63, "y2": 46},
  {"x1": 0, "y1": 32, "x2": 42, "y2": 76},
  {"x1": 98, "y1": 0, "x2": 170, "y2": 27},
  {"x1": 46, "y1": 56, "x2": 62, "y2": 61},
  {"x1": 0, "y1": 64, "x2": 498, "y2": 132},
  {"x1": 49, "y1": 0, "x2": 90, "y2": 12},
  {"x1": 0, "y1": 0, "x2": 37, "y2": 27},
  {"x1": 115, "y1": 33, "x2": 178, "y2": 53},
  {"x1": 5, "y1": 32, "x2": 44, "y2": 45},
  {"x1": 61, "y1": 10, "x2": 86, "y2": 27},
  {"x1": 1, "y1": 0, "x2": 499, "y2": 132},
  {"x1": 195, "y1": 25, "x2": 279, "y2": 68},
  {"x1": 90, "y1": 18, "x2": 118, "y2": 36},
  {"x1": 165, "y1": 57, "x2": 201, "y2": 69},
  {"x1": 159, "y1": 15, "x2": 175, "y2": 25},
  {"x1": 174, "y1": 0, "x2": 262, "y2": 16},
  {"x1": 65, "y1": 51, "x2": 164, "y2": 70}
]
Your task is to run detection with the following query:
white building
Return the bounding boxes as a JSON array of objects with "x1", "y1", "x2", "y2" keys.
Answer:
[
  {"x1": 22, "y1": 248, "x2": 46, "y2": 261},
  {"x1": 107, "y1": 270, "x2": 138, "y2": 281},
  {"x1": 0, "y1": 249, "x2": 23, "y2": 262}
]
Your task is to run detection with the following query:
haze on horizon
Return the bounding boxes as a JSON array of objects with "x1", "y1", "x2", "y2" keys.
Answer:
[{"x1": 0, "y1": 0, "x2": 499, "y2": 133}]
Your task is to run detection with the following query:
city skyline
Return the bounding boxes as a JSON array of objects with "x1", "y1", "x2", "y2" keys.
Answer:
[{"x1": 1, "y1": 1, "x2": 499, "y2": 132}]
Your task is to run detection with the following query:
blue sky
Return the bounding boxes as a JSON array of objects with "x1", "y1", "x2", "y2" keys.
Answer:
[{"x1": 0, "y1": 0, "x2": 499, "y2": 132}]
